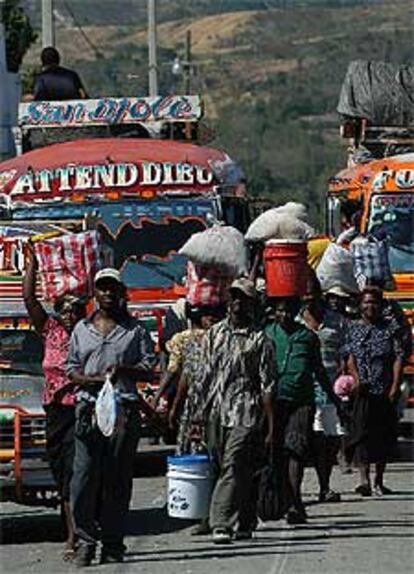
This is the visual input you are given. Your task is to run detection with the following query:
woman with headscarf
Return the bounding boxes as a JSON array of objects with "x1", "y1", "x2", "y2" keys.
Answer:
[
  {"x1": 23, "y1": 243, "x2": 87, "y2": 561},
  {"x1": 344, "y1": 287, "x2": 404, "y2": 496}
]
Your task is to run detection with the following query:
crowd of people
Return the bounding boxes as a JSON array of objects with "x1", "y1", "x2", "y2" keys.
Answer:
[{"x1": 22, "y1": 241, "x2": 410, "y2": 567}]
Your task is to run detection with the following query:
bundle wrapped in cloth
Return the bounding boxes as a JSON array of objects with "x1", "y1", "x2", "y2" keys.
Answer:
[
  {"x1": 245, "y1": 202, "x2": 315, "y2": 243},
  {"x1": 350, "y1": 235, "x2": 393, "y2": 290},
  {"x1": 34, "y1": 230, "x2": 104, "y2": 301},
  {"x1": 316, "y1": 242, "x2": 359, "y2": 295},
  {"x1": 185, "y1": 261, "x2": 233, "y2": 306},
  {"x1": 179, "y1": 224, "x2": 248, "y2": 277}
]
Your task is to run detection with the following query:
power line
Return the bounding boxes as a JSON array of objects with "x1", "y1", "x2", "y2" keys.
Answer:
[{"x1": 61, "y1": 0, "x2": 104, "y2": 59}]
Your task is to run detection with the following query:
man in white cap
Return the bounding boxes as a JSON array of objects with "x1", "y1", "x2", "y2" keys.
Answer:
[
  {"x1": 196, "y1": 277, "x2": 276, "y2": 544},
  {"x1": 67, "y1": 268, "x2": 155, "y2": 567}
]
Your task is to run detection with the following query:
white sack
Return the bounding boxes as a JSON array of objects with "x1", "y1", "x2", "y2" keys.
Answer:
[
  {"x1": 95, "y1": 374, "x2": 117, "y2": 437},
  {"x1": 277, "y1": 201, "x2": 308, "y2": 221},
  {"x1": 179, "y1": 224, "x2": 248, "y2": 276},
  {"x1": 316, "y1": 242, "x2": 359, "y2": 294},
  {"x1": 245, "y1": 209, "x2": 315, "y2": 242}
]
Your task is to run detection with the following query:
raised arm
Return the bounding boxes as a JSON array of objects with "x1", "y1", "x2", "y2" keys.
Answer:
[{"x1": 22, "y1": 243, "x2": 48, "y2": 333}]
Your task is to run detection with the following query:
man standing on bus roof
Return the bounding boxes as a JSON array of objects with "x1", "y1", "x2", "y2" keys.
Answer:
[{"x1": 29, "y1": 46, "x2": 88, "y2": 101}]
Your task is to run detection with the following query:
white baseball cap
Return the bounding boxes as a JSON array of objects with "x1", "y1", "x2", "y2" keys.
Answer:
[{"x1": 94, "y1": 267, "x2": 123, "y2": 285}]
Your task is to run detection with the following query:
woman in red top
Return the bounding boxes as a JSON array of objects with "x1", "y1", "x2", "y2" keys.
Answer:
[{"x1": 23, "y1": 244, "x2": 86, "y2": 561}]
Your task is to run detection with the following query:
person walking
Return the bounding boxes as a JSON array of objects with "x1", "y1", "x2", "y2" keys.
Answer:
[
  {"x1": 196, "y1": 278, "x2": 275, "y2": 544},
  {"x1": 344, "y1": 287, "x2": 404, "y2": 496},
  {"x1": 301, "y1": 275, "x2": 344, "y2": 503},
  {"x1": 67, "y1": 268, "x2": 156, "y2": 567},
  {"x1": 266, "y1": 297, "x2": 343, "y2": 524},
  {"x1": 23, "y1": 243, "x2": 87, "y2": 561},
  {"x1": 29, "y1": 46, "x2": 87, "y2": 101}
]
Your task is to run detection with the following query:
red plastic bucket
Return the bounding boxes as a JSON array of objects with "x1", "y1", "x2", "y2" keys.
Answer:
[{"x1": 264, "y1": 240, "x2": 308, "y2": 297}]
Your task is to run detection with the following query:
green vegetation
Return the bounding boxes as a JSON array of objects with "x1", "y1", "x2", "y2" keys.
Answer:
[
  {"x1": 3, "y1": 0, "x2": 37, "y2": 72},
  {"x1": 20, "y1": 0, "x2": 412, "y2": 228}
]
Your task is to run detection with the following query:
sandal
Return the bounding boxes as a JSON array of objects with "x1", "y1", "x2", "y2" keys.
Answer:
[{"x1": 62, "y1": 543, "x2": 76, "y2": 562}]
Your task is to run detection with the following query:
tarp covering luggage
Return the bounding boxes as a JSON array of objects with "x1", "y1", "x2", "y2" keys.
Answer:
[{"x1": 337, "y1": 60, "x2": 414, "y2": 125}]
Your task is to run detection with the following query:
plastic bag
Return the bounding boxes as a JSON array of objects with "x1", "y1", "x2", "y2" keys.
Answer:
[
  {"x1": 316, "y1": 242, "x2": 359, "y2": 295},
  {"x1": 333, "y1": 375, "x2": 356, "y2": 399},
  {"x1": 33, "y1": 230, "x2": 106, "y2": 301},
  {"x1": 185, "y1": 261, "x2": 232, "y2": 306},
  {"x1": 245, "y1": 205, "x2": 315, "y2": 242},
  {"x1": 95, "y1": 374, "x2": 117, "y2": 437},
  {"x1": 179, "y1": 224, "x2": 247, "y2": 276}
]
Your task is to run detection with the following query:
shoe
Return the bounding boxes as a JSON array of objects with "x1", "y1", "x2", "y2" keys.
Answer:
[
  {"x1": 286, "y1": 508, "x2": 307, "y2": 525},
  {"x1": 212, "y1": 528, "x2": 232, "y2": 544},
  {"x1": 355, "y1": 484, "x2": 372, "y2": 497},
  {"x1": 190, "y1": 521, "x2": 211, "y2": 536},
  {"x1": 234, "y1": 530, "x2": 253, "y2": 541},
  {"x1": 100, "y1": 551, "x2": 124, "y2": 564},
  {"x1": 373, "y1": 484, "x2": 393, "y2": 496},
  {"x1": 319, "y1": 490, "x2": 341, "y2": 503},
  {"x1": 100, "y1": 544, "x2": 125, "y2": 564},
  {"x1": 74, "y1": 545, "x2": 95, "y2": 568}
]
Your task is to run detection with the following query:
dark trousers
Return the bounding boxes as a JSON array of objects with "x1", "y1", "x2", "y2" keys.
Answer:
[
  {"x1": 70, "y1": 401, "x2": 140, "y2": 553},
  {"x1": 207, "y1": 417, "x2": 258, "y2": 532}
]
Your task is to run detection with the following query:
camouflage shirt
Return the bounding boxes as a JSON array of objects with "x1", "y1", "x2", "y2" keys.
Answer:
[{"x1": 198, "y1": 318, "x2": 276, "y2": 428}]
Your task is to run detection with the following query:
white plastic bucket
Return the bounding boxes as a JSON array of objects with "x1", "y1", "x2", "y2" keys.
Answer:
[{"x1": 167, "y1": 454, "x2": 212, "y2": 519}]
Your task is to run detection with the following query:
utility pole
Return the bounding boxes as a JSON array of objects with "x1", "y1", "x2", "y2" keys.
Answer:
[
  {"x1": 42, "y1": 0, "x2": 55, "y2": 48},
  {"x1": 184, "y1": 30, "x2": 191, "y2": 94},
  {"x1": 147, "y1": 0, "x2": 158, "y2": 96},
  {"x1": 0, "y1": 0, "x2": 6, "y2": 72}
]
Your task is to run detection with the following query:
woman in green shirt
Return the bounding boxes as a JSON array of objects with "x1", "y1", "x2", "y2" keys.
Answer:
[{"x1": 266, "y1": 297, "x2": 341, "y2": 525}]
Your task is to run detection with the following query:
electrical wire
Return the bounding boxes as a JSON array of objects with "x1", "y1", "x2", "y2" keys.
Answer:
[{"x1": 61, "y1": 0, "x2": 104, "y2": 59}]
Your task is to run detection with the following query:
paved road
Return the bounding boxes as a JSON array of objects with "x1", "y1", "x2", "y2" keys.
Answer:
[{"x1": 1, "y1": 416, "x2": 414, "y2": 574}]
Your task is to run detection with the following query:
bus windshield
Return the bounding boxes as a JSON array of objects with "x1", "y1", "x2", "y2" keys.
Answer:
[{"x1": 368, "y1": 194, "x2": 414, "y2": 273}]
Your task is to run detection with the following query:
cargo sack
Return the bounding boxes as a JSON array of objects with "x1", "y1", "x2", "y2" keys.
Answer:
[
  {"x1": 316, "y1": 242, "x2": 359, "y2": 295},
  {"x1": 185, "y1": 261, "x2": 232, "y2": 306},
  {"x1": 179, "y1": 224, "x2": 248, "y2": 276},
  {"x1": 245, "y1": 204, "x2": 314, "y2": 243},
  {"x1": 256, "y1": 456, "x2": 286, "y2": 522},
  {"x1": 95, "y1": 374, "x2": 117, "y2": 437},
  {"x1": 350, "y1": 236, "x2": 393, "y2": 290},
  {"x1": 34, "y1": 231, "x2": 103, "y2": 301}
]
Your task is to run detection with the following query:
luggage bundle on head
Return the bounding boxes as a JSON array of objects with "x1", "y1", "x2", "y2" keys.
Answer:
[
  {"x1": 245, "y1": 202, "x2": 313, "y2": 297},
  {"x1": 185, "y1": 261, "x2": 233, "y2": 306},
  {"x1": 316, "y1": 242, "x2": 359, "y2": 296},
  {"x1": 33, "y1": 230, "x2": 105, "y2": 301},
  {"x1": 350, "y1": 235, "x2": 393, "y2": 290},
  {"x1": 180, "y1": 224, "x2": 247, "y2": 306},
  {"x1": 245, "y1": 202, "x2": 314, "y2": 243}
]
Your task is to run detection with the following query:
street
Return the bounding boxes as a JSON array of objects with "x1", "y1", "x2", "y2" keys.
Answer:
[{"x1": 1, "y1": 413, "x2": 414, "y2": 574}]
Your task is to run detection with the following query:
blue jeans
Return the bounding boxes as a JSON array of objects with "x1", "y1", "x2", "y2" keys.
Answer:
[{"x1": 70, "y1": 401, "x2": 140, "y2": 553}]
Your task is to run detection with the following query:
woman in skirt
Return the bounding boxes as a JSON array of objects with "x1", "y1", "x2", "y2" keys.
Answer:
[
  {"x1": 345, "y1": 287, "x2": 404, "y2": 496},
  {"x1": 23, "y1": 244, "x2": 87, "y2": 560}
]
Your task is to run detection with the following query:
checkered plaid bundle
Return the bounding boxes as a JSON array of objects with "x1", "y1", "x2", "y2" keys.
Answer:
[
  {"x1": 34, "y1": 231, "x2": 103, "y2": 301},
  {"x1": 185, "y1": 261, "x2": 232, "y2": 306},
  {"x1": 350, "y1": 236, "x2": 393, "y2": 289}
]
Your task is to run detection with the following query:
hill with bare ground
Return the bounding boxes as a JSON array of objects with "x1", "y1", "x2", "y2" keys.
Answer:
[{"x1": 21, "y1": 0, "x2": 413, "y2": 225}]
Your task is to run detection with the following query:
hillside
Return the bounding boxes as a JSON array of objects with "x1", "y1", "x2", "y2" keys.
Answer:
[{"x1": 21, "y1": 0, "x2": 413, "y2": 226}]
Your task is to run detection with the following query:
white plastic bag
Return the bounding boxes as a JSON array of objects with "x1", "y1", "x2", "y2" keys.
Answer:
[
  {"x1": 95, "y1": 374, "x2": 117, "y2": 437},
  {"x1": 316, "y1": 242, "x2": 359, "y2": 295},
  {"x1": 245, "y1": 204, "x2": 315, "y2": 242},
  {"x1": 179, "y1": 224, "x2": 247, "y2": 276}
]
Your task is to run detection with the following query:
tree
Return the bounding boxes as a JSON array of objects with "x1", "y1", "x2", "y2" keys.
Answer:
[{"x1": 3, "y1": 0, "x2": 37, "y2": 73}]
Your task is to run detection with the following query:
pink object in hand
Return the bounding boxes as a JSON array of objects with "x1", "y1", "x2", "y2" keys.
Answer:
[{"x1": 334, "y1": 375, "x2": 356, "y2": 398}]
